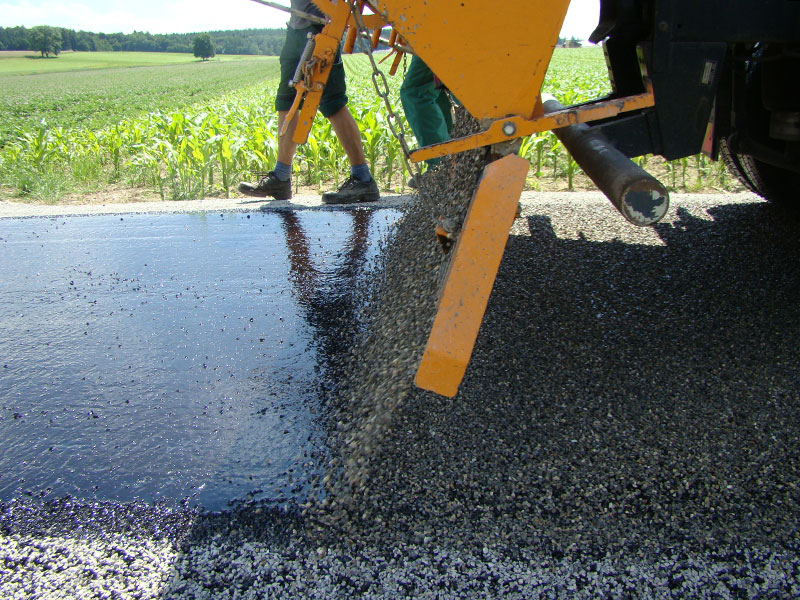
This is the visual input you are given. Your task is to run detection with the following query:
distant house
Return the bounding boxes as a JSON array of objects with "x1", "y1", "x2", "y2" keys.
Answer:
[{"x1": 557, "y1": 36, "x2": 584, "y2": 48}]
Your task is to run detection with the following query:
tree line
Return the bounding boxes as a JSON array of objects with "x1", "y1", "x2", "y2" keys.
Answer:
[{"x1": 0, "y1": 26, "x2": 287, "y2": 56}]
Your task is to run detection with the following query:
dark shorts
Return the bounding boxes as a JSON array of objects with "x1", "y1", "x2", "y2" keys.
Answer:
[{"x1": 275, "y1": 26, "x2": 348, "y2": 118}]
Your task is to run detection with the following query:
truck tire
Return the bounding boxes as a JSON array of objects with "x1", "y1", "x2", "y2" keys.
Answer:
[
  {"x1": 720, "y1": 138, "x2": 800, "y2": 206},
  {"x1": 720, "y1": 45, "x2": 800, "y2": 207}
]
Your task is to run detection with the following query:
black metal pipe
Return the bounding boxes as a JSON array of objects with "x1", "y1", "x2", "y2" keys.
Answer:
[{"x1": 543, "y1": 98, "x2": 669, "y2": 227}]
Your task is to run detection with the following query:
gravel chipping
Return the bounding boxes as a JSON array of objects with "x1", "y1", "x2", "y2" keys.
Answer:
[{"x1": 2, "y1": 111, "x2": 800, "y2": 597}]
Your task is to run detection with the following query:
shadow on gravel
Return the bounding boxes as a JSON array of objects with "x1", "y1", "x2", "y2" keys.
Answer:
[{"x1": 333, "y1": 200, "x2": 800, "y2": 560}]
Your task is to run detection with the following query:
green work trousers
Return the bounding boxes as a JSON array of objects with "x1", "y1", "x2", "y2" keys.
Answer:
[{"x1": 400, "y1": 56, "x2": 453, "y2": 167}]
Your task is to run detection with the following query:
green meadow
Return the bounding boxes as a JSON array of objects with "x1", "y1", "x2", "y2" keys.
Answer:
[
  {"x1": 0, "y1": 52, "x2": 279, "y2": 143},
  {"x1": 0, "y1": 50, "x2": 269, "y2": 75}
]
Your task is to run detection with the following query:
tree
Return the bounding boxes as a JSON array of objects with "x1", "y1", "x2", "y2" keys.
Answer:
[
  {"x1": 28, "y1": 26, "x2": 62, "y2": 57},
  {"x1": 193, "y1": 34, "x2": 215, "y2": 61}
]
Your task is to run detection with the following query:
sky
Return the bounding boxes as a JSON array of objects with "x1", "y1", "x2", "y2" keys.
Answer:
[{"x1": 0, "y1": 0, "x2": 601, "y2": 40}]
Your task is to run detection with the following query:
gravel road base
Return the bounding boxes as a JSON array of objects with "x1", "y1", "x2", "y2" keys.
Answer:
[{"x1": 1, "y1": 191, "x2": 799, "y2": 599}]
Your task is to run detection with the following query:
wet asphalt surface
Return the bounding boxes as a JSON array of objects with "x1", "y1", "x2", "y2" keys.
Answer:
[
  {"x1": 0, "y1": 209, "x2": 399, "y2": 510},
  {"x1": 1, "y1": 191, "x2": 800, "y2": 598}
]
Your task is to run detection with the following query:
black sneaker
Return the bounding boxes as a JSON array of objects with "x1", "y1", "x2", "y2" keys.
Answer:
[
  {"x1": 321, "y1": 177, "x2": 380, "y2": 204},
  {"x1": 237, "y1": 171, "x2": 292, "y2": 200}
]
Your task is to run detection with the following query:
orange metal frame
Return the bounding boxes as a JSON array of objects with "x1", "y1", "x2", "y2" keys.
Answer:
[
  {"x1": 287, "y1": 0, "x2": 403, "y2": 144},
  {"x1": 410, "y1": 86, "x2": 655, "y2": 163},
  {"x1": 415, "y1": 155, "x2": 530, "y2": 397},
  {"x1": 281, "y1": 0, "x2": 657, "y2": 397},
  {"x1": 286, "y1": 1, "x2": 653, "y2": 165}
]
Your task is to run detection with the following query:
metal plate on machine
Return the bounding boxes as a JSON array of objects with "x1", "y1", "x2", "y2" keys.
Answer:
[
  {"x1": 416, "y1": 155, "x2": 529, "y2": 397},
  {"x1": 368, "y1": 0, "x2": 571, "y2": 120}
]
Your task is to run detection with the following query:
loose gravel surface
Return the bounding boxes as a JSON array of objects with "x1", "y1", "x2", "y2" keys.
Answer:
[{"x1": 2, "y1": 180, "x2": 800, "y2": 597}]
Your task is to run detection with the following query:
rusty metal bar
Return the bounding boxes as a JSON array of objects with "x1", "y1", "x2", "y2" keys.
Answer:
[{"x1": 543, "y1": 97, "x2": 669, "y2": 227}]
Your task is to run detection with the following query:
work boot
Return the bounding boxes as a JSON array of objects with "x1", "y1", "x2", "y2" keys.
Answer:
[
  {"x1": 321, "y1": 176, "x2": 380, "y2": 204},
  {"x1": 237, "y1": 171, "x2": 292, "y2": 200}
]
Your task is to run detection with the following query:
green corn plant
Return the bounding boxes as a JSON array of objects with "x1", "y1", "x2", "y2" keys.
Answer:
[
  {"x1": 18, "y1": 120, "x2": 60, "y2": 172},
  {"x1": 714, "y1": 158, "x2": 728, "y2": 188},
  {"x1": 532, "y1": 135, "x2": 548, "y2": 177},
  {"x1": 98, "y1": 125, "x2": 125, "y2": 181},
  {"x1": 184, "y1": 136, "x2": 208, "y2": 196},
  {"x1": 359, "y1": 110, "x2": 385, "y2": 177},
  {"x1": 695, "y1": 153, "x2": 710, "y2": 187},
  {"x1": 129, "y1": 148, "x2": 166, "y2": 200},
  {"x1": 548, "y1": 138, "x2": 564, "y2": 181},
  {"x1": 213, "y1": 135, "x2": 246, "y2": 198},
  {"x1": 244, "y1": 119, "x2": 278, "y2": 179},
  {"x1": 679, "y1": 156, "x2": 689, "y2": 188},
  {"x1": 665, "y1": 160, "x2": 678, "y2": 189},
  {"x1": 383, "y1": 141, "x2": 400, "y2": 190},
  {"x1": 518, "y1": 135, "x2": 535, "y2": 160},
  {"x1": 69, "y1": 146, "x2": 103, "y2": 183},
  {"x1": 399, "y1": 153, "x2": 410, "y2": 191},
  {"x1": 519, "y1": 134, "x2": 547, "y2": 177},
  {"x1": 566, "y1": 152, "x2": 579, "y2": 191},
  {"x1": 324, "y1": 144, "x2": 346, "y2": 188},
  {"x1": 302, "y1": 134, "x2": 324, "y2": 190}
]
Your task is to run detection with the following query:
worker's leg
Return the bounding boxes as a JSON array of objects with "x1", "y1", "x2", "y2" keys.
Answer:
[
  {"x1": 327, "y1": 106, "x2": 367, "y2": 171},
  {"x1": 238, "y1": 26, "x2": 308, "y2": 198},
  {"x1": 273, "y1": 26, "x2": 313, "y2": 174},
  {"x1": 400, "y1": 56, "x2": 451, "y2": 166},
  {"x1": 276, "y1": 110, "x2": 299, "y2": 165},
  {"x1": 318, "y1": 52, "x2": 372, "y2": 184},
  {"x1": 321, "y1": 105, "x2": 380, "y2": 203},
  {"x1": 318, "y1": 66, "x2": 378, "y2": 203}
]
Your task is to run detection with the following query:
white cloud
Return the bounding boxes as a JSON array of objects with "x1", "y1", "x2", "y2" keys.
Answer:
[{"x1": 561, "y1": 0, "x2": 601, "y2": 40}]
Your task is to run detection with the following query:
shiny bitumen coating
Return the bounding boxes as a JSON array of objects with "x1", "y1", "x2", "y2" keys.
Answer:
[
  {"x1": 0, "y1": 208, "x2": 401, "y2": 511},
  {"x1": 2, "y1": 192, "x2": 800, "y2": 598}
]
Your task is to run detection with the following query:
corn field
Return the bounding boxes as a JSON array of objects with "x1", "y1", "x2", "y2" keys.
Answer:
[{"x1": 0, "y1": 49, "x2": 740, "y2": 203}]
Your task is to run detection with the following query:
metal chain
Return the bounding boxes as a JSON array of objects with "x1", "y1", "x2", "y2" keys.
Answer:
[{"x1": 345, "y1": 0, "x2": 421, "y2": 181}]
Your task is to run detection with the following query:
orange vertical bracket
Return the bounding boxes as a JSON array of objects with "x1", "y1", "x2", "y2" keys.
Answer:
[
  {"x1": 292, "y1": 32, "x2": 341, "y2": 144},
  {"x1": 389, "y1": 47, "x2": 405, "y2": 75},
  {"x1": 371, "y1": 27, "x2": 382, "y2": 48},
  {"x1": 415, "y1": 154, "x2": 530, "y2": 397},
  {"x1": 291, "y1": 0, "x2": 354, "y2": 144}
]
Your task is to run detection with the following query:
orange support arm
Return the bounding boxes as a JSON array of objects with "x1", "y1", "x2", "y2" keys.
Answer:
[{"x1": 415, "y1": 155, "x2": 530, "y2": 397}]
